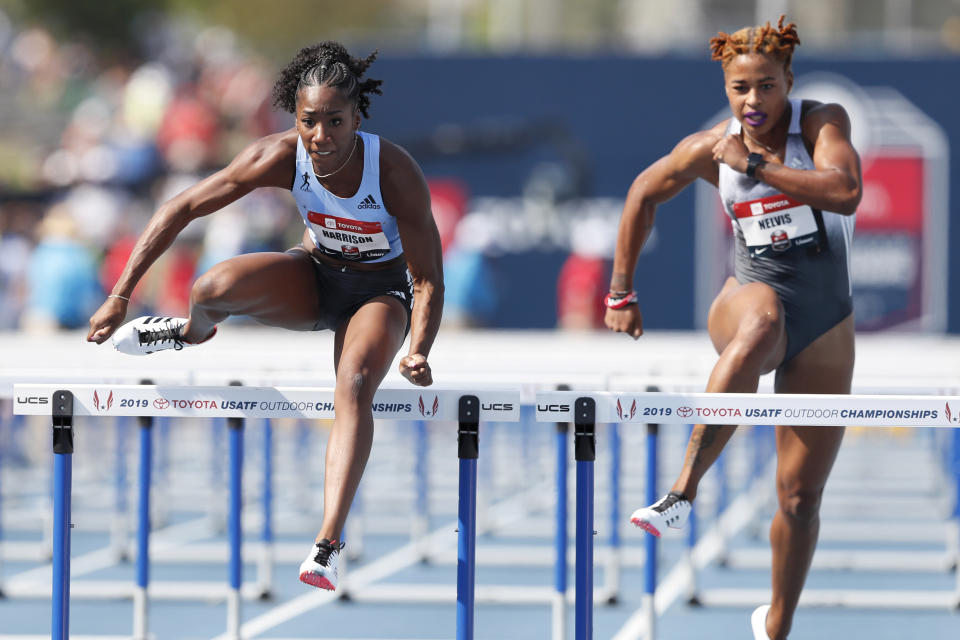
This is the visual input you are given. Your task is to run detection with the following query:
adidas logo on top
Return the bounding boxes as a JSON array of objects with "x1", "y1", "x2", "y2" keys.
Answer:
[{"x1": 358, "y1": 194, "x2": 381, "y2": 209}]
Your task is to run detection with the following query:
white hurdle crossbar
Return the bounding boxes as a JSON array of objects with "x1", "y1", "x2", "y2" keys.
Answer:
[
  {"x1": 12, "y1": 383, "x2": 520, "y2": 640},
  {"x1": 534, "y1": 390, "x2": 960, "y2": 640}
]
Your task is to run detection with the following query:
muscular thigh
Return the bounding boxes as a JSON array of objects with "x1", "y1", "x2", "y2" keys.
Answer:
[
  {"x1": 707, "y1": 277, "x2": 787, "y2": 369},
  {"x1": 772, "y1": 314, "x2": 854, "y2": 490},
  {"x1": 332, "y1": 296, "x2": 409, "y2": 398},
  {"x1": 199, "y1": 249, "x2": 321, "y2": 330},
  {"x1": 774, "y1": 313, "x2": 854, "y2": 395}
]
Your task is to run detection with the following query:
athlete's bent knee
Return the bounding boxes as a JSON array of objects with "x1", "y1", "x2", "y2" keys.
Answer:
[
  {"x1": 335, "y1": 368, "x2": 375, "y2": 406},
  {"x1": 350, "y1": 372, "x2": 364, "y2": 400},
  {"x1": 192, "y1": 267, "x2": 236, "y2": 307},
  {"x1": 777, "y1": 488, "x2": 823, "y2": 527},
  {"x1": 724, "y1": 309, "x2": 783, "y2": 370},
  {"x1": 741, "y1": 305, "x2": 783, "y2": 347}
]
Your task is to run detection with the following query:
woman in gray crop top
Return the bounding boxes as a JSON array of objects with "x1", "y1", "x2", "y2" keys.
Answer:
[
  {"x1": 605, "y1": 17, "x2": 860, "y2": 640},
  {"x1": 87, "y1": 42, "x2": 445, "y2": 594}
]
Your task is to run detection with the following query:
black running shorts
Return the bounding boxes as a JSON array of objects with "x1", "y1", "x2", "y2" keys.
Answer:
[{"x1": 289, "y1": 248, "x2": 413, "y2": 333}]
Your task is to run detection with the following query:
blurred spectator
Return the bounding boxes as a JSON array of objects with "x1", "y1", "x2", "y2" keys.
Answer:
[
  {"x1": 23, "y1": 206, "x2": 102, "y2": 330},
  {"x1": 556, "y1": 215, "x2": 616, "y2": 330},
  {"x1": 441, "y1": 211, "x2": 498, "y2": 328},
  {"x1": 0, "y1": 207, "x2": 33, "y2": 329},
  {"x1": 156, "y1": 87, "x2": 220, "y2": 172},
  {"x1": 427, "y1": 178, "x2": 469, "y2": 254},
  {"x1": 442, "y1": 246, "x2": 498, "y2": 328},
  {"x1": 556, "y1": 252, "x2": 609, "y2": 330}
]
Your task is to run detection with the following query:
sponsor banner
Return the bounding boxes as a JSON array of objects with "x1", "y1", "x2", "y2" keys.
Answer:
[
  {"x1": 534, "y1": 391, "x2": 960, "y2": 428},
  {"x1": 13, "y1": 385, "x2": 520, "y2": 422}
]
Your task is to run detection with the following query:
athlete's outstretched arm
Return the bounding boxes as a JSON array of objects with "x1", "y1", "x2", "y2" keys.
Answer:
[
  {"x1": 380, "y1": 140, "x2": 444, "y2": 386},
  {"x1": 711, "y1": 103, "x2": 862, "y2": 214},
  {"x1": 607, "y1": 129, "x2": 720, "y2": 338},
  {"x1": 86, "y1": 130, "x2": 299, "y2": 344}
]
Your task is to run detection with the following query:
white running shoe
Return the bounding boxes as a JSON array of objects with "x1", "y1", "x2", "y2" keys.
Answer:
[
  {"x1": 298, "y1": 539, "x2": 343, "y2": 591},
  {"x1": 630, "y1": 491, "x2": 691, "y2": 537},
  {"x1": 111, "y1": 316, "x2": 216, "y2": 355},
  {"x1": 751, "y1": 604, "x2": 771, "y2": 639}
]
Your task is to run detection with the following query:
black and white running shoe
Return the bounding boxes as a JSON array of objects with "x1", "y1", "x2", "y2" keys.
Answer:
[
  {"x1": 111, "y1": 316, "x2": 216, "y2": 355},
  {"x1": 630, "y1": 491, "x2": 691, "y2": 537},
  {"x1": 299, "y1": 538, "x2": 344, "y2": 590}
]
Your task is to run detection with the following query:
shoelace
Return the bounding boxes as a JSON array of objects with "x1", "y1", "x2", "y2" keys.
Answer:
[
  {"x1": 312, "y1": 539, "x2": 344, "y2": 566},
  {"x1": 652, "y1": 491, "x2": 689, "y2": 513},
  {"x1": 137, "y1": 321, "x2": 185, "y2": 351}
]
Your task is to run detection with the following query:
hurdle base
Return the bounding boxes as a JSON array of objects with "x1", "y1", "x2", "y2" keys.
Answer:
[
  {"x1": 696, "y1": 587, "x2": 960, "y2": 610},
  {"x1": 342, "y1": 582, "x2": 619, "y2": 606},
  {"x1": 2, "y1": 580, "x2": 270, "y2": 602},
  {"x1": 718, "y1": 547, "x2": 957, "y2": 573}
]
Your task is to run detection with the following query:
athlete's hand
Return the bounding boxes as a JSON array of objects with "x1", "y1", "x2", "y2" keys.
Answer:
[
  {"x1": 712, "y1": 134, "x2": 749, "y2": 174},
  {"x1": 604, "y1": 304, "x2": 644, "y2": 340},
  {"x1": 87, "y1": 297, "x2": 127, "y2": 344},
  {"x1": 400, "y1": 353, "x2": 433, "y2": 386}
]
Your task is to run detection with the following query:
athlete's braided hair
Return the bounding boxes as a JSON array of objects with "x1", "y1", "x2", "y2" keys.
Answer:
[
  {"x1": 272, "y1": 41, "x2": 383, "y2": 118},
  {"x1": 709, "y1": 15, "x2": 801, "y2": 72}
]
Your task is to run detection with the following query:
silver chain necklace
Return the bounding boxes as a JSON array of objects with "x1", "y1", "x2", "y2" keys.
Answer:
[
  {"x1": 743, "y1": 129, "x2": 781, "y2": 155},
  {"x1": 314, "y1": 135, "x2": 358, "y2": 179}
]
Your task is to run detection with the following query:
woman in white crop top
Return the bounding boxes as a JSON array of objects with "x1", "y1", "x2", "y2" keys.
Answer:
[
  {"x1": 86, "y1": 42, "x2": 444, "y2": 592},
  {"x1": 605, "y1": 17, "x2": 861, "y2": 640}
]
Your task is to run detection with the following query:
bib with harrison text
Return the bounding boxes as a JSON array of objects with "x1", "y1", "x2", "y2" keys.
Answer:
[
  {"x1": 307, "y1": 211, "x2": 392, "y2": 261},
  {"x1": 732, "y1": 194, "x2": 821, "y2": 258}
]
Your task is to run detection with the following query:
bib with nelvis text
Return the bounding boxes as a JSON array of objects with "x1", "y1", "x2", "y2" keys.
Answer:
[
  {"x1": 307, "y1": 211, "x2": 392, "y2": 261},
  {"x1": 732, "y1": 194, "x2": 825, "y2": 259}
]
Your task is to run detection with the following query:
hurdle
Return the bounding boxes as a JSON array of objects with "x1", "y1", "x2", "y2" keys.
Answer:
[
  {"x1": 12, "y1": 383, "x2": 520, "y2": 640},
  {"x1": 605, "y1": 375, "x2": 960, "y2": 572},
  {"x1": 535, "y1": 389, "x2": 960, "y2": 640}
]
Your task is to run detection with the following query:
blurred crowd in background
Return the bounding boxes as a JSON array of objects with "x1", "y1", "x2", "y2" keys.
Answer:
[
  {"x1": 0, "y1": 4, "x2": 625, "y2": 333},
  {"x1": 0, "y1": 10, "x2": 299, "y2": 332},
  {"x1": 1, "y1": 0, "x2": 958, "y2": 334}
]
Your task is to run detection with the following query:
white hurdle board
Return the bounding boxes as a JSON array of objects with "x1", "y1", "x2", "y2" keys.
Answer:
[
  {"x1": 534, "y1": 390, "x2": 960, "y2": 427},
  {"x1": 12, "y1": 384, "x2": 521, "y2": 422}
]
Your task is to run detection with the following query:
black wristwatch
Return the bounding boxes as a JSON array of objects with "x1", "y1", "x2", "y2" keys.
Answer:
[{"x1": 746, "y1": 152, "x2": 765, "y2": 178}]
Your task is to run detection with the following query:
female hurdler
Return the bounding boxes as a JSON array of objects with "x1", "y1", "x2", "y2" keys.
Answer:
[
  {"x1": 605, "y1": 17, "x2": 860, "y2": 640},
  {"x1": 87, "y1": 42, "x2": 444, "y2": 592}
]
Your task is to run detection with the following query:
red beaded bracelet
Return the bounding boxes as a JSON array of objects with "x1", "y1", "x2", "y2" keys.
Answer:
[{"x1": 603, "y1": 290, "x2": 638, "y2": 310}]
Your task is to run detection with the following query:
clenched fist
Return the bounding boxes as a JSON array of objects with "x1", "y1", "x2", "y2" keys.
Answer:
[{"x1": 399, "y1": 353, "x2": 433, "y2": 386}]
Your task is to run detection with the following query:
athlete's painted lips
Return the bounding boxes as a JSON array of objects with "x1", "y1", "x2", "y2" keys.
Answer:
[{"x1": 744, "y1": 111, "x2": 767, "y2": 127}]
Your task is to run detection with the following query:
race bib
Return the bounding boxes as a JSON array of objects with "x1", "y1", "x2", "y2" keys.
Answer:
[
  {"x1": 307, "y1": 211, "x2": 391, "y2": 261},
  {"x1": 732, "y1": 194, "x2": 821, "y2": 258}
]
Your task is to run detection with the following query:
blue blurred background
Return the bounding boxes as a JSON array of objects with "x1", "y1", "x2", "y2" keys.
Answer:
[{"x1": 0, "y1": 0, "x2": 958, "y2": 334}]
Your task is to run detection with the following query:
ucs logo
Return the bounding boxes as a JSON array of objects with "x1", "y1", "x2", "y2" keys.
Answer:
[
  {"x1": 419, "y1": 395, "x2": 439, "y2": 417},
  {"x1": 616, "y1": 398, "x2": 637, "y2": 421},
  {"x1": 93, "y1": 390, "x2": 114, "y2": 411},
  {"x1": 537, "y1": 404, "x2": 570, "y2": 412}
]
